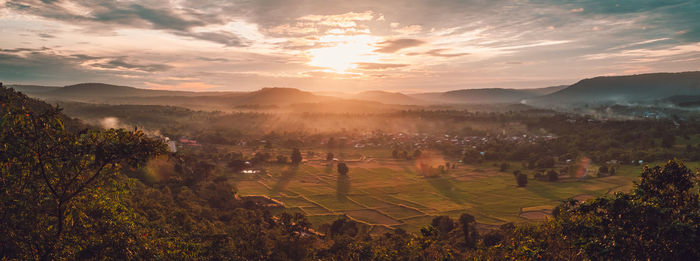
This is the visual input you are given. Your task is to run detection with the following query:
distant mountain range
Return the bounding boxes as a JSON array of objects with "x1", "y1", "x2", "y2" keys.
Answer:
[
  {"x1": 7, "y1": 71, "x2": 700, "y2": 110},
  {"x1": 526, "y1": 71, "x2": 700, "y2": 106},
  {"x1": 410, "y1": 86, "x2": 567, "y2": 104},
  {"x1": 352, "y1": 90, "x2": 429, "y2": 105}
]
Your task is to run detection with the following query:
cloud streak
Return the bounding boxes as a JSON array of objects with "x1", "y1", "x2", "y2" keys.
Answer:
[{"x1": 374, "y1": 39, "x2": 425, "y2": 53}]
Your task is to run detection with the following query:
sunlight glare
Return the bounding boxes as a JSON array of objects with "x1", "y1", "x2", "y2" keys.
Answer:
[{"x1": 307, "y1": 34, "x2": 380, "y2": 73}]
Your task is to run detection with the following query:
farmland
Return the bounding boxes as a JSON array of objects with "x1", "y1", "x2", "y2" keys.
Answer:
[{"x1": 233, "y1": 148, "x2": 650, "y2": 232}]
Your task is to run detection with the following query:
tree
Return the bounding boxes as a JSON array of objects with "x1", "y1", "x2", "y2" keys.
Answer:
[
  {"x1": 459, "y1": 213, "x2": 478, "y2": 249},
  {"x1": 598, "y1": 165, "x2": 608, "y2": 177},
  {"x1": 326, "y1": 152, "x2": 334, "y2": 161},
  {"x1": 392, "y1": 149, "x2": 399, "y2": 159},
  {"x1": 516, "y1": 173, "x2": 528, "y2": 187},
  {"x1": 431, "y1": 216, "x2": 454, "y2": 238},
  {"x1": 556, "y1": 159, "x2": 700, "y2": 260},
  {"x1": 326, "y1": 137, "x2": 336, "y2": 151},
  {"x1": 251, "y1": 151, "x2": 270, "y2": 165},
  {"x1": 337, "y1": 162, "x2": 349, "y2": 176},
  {"x1": 228, "y1": 159, "x2": 246, "y2": 171},
  {"x1": 276, "y1": 155, "x2": 288, "y2": 164},
  {"x1": 291, "y1": 148, "x2": 302, "y2": 165},
  {"x1": 547, "y1": 169, "x2": 558, "y2": 182},
  {"x1": 0, "y1": 87, "x2": 165, "y2": 259},
  {"x1": 536, "y1": 157, "x2": 555, "y2": 168},
  {"x1": 413, "y1": 149, "x2": 422, "y2": 158},
  {"x1": 500, "y1": 162, "x2": 509, "y2": 172}
]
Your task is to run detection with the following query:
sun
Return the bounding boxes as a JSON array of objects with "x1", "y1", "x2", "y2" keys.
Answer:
[{"x1": 307, "y1": 34, "x2": 380, "y2": 73}]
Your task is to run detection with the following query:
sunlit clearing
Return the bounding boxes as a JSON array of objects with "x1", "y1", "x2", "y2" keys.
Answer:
[{"x1": 307, "y1": 34, "x2": 380, "y2": 73}]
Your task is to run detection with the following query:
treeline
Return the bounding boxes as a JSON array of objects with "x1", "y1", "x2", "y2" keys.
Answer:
[{"x1": 444, "y1": 114, "x2": 700, "y2": 165}]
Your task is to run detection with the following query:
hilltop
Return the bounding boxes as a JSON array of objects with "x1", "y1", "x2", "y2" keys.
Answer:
[{"x1": 528, "y1": 71, "x2": 700, "y2": 106}]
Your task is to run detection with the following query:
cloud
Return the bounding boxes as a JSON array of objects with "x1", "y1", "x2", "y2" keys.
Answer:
[
  {"x1": 582, "y1": 42, "x2": 700, "y2": 62},
  {"x1": 0, "y1": 47, "x2": 174, "y2": 85},
  {"x1": 38, "y1": 33, "x2": 55, "y2": 38},
  {"x1": 5, "y1": 0, "x2": 247, "y2": 46},
  {"x1": 393, "y1": 24, "x2": 423, "y2": 34},
  {"x1": 0, "y1": 47, "x2": 50, "y2": 53},
  {"x1": 196, "y1": 57, "x2": 230, "y2": 62},
  {"x1": 374, "y1": 38, "x2": 425, "y2": 53},
  {"x1": 174, "y1": 31, "x2": 247, "y2": 47},
  {"x1": 355, "y1": 63, "x2": 409, "y2": 70},
  {"x1": 298, "y1": 11, "x2": 375, "y2": 27},
  {"x1": 88, "y1": 58, "x2": 172, "y2": 72},
  {"x1": 407, "y1": 49, "x2": 470, "y2": 58},
  {"x1": 546, "y1": 0, "x2": 700, "y2": 42},
  {"x1": 569, "y1": 8, "x2": 584, "y2": 13},
  {"x1": 267, "y1": 23, "x2": 319, "y2": 36}
]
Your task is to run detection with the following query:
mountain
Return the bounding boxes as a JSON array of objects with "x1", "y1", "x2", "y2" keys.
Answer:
[
  {"x1": 352, "y1": 90, "x2": 428, "y2": 105},
  {"x1": 22, "y1": 83, "x2": 339, "y2": 110},
  {"x1": 521, "y1": 85, "x2": 568, "y2": 96},
  {"x1": 233, "y1": 87, "x2": 333, "y2": 105},
  {"x1": 411, "y1": 86, "x2": 566, "y2": 104},
  {"x1": 42, "y1": 83, "x2": 217, "y2": 98},
  {"x1": 528, "y1": 71, "x2": 700, "y2": 106},
  {"x1": 8, "y1": 84, "x2": 61, "y2": 94}
]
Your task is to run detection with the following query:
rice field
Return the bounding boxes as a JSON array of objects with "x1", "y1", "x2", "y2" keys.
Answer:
[{"x1": 234, "y1": 156, "x2": 658, "y2": 232}]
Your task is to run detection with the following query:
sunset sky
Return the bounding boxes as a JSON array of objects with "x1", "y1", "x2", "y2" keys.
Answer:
[{"x1": 0, "y1": 0, "x2": 698, "y2": 92}]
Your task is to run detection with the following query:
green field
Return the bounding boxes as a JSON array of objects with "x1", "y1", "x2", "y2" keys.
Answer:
[{"x1": 234, "y1": 155, "x2": 687, "y2": 233}]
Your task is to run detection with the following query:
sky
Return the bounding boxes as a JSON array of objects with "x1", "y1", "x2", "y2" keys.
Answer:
[{"x1": 0, "y1": 0, "x2": 699, "y2": 93}]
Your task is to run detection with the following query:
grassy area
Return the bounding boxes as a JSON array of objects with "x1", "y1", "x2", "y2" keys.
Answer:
[{"x1": 234, "y1": 156, "x2": 685, "y2": 233}]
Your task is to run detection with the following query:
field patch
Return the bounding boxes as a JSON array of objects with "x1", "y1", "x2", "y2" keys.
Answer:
[
  {"x1": 348, "y1": 194, "x2": 395, "y2": 208},
  {"x1": 379, "y1": 205, "x2": 425, "y2": 219},
  {"x1": 345, "y1": 209, "x2": 401, "y2": 226}
]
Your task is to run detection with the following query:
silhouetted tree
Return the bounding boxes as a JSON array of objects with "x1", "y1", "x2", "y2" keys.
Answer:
[
  {"x1": 337, "y1": 162, "x2": 349, "y2": 176},
  {"x1": 459, "y1": 213, "x2": 478, "y2": 249},
  {"x1": 516, "y1": 173, "x2": 528, "y2": 187},
  {"x1": 513, "y1": 170, "x2": 521, "y2": 177},
  {"x1": 291, "y1": 148, "x2": 302, "y2": 165},
  {"x1": 547, "y1": 169, "x2": 559, "y2": 182},
  {"x1": 500, "y1": 162, "x2": 509, "y2": 172},
  {"x1": 431, "y1": 216, "x2": 454, "y2": 238},
  {"x1": 413, "y1": 149, "x2": 422, "y2": 158}
]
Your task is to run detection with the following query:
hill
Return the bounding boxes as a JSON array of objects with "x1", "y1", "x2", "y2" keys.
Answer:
[
  {"x1": 235, "y1": 87, "x2": 332, "y2": 105},
  {"x1": 353, "y1": 90, "x2": 428, "y2": 105},
  {"x1": 23, "y1": 84, "x2": 340, "y2": 110},
  {"x1": 411, "y1": 86, "x2": 565, "y2": 104},
  {"x1": 7, "y1": 84, "x2": 61, "y2": 94},
  {"x1": 42, "y1": 83, "x2": 219, "y2": 98},
  {"x1": 528, "y1": 71, "x2": 700, "y2": 106}
]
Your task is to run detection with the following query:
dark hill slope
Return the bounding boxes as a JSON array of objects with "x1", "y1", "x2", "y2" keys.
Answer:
[
  {"x1": 529, "y1": 71, "x2": 700, "y2": 105},
  {"x1": 353, "y1": 90, "x2": 428, "y2": 105}
]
